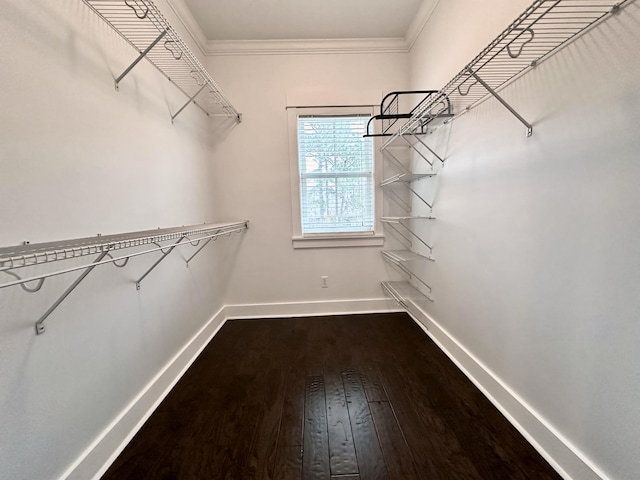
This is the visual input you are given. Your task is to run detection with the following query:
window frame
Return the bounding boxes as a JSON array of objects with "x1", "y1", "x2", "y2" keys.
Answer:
[{"x1": 288, "y1": 106, "x2": 384, "y2": 249}]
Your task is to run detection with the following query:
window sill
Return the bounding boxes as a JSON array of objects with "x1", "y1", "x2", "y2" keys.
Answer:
[{"x1": 292, "y1": 234, "x2": 384, "y2": 249}]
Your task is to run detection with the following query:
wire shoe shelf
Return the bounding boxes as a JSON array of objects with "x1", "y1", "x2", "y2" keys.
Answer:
[{"x1": 380, "y1": 0, "x2": 631, "y2": 310}]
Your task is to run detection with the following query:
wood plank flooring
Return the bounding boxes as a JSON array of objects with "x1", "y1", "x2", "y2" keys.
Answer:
[{"x1": 102, "y1": 313, "x2": 562, "y2": 479}]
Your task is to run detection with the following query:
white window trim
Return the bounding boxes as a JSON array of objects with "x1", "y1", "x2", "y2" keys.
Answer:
[{"x1": 288, "y1": 106, "x2": 384, "y2": 249}]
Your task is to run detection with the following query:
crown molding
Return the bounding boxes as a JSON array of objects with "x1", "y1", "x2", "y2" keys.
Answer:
[
  {"x1": 204, "y1": 37, "x2": 410, "y2": 56},
  {"x1": 405, "y1": 0, "x2": 441, "y2": 51},
  {"x1": 166, "y1": 0, "x2": 440, "y2": 56},
  {"x1": 164, "y1": 0, "x2": 209, "y2": 53}
]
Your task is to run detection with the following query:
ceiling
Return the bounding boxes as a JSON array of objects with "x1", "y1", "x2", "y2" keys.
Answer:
[
  {"x1": 169, "y1": 0, "x2": 439, "y2": 54},
  {"x1": 183, "y1": 0, "x2": 425, "y2": 41}
]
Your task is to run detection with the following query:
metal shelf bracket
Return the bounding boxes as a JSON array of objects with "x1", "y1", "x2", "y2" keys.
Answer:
[
  {"x1": 171, "y1": 83, "x2": 208, "y2": 123},
  {"x1": 381, "y1": 218, "x2": 433, "y2": 252},
  {"x1": 0, "y1": 221, "x2": 249, "y2": 335},
  {"x1": 115, "y1": 29, "x2": 168, "y2": 91},
  {"x1": 136, "y1": 236, "x2": 184, "y2": 290},
  {"x1": 408, "y1": 132, "x2": 445, "y2": 165},
  {"x1": 379, "y1": 1, "x2": 630, "y2": 144},
  {"x1": 35, "y1": 251, "x2": 110, "y2": 335},
  {"x1": 466, "y1": 68, "x2": 533, "y2": 137},
  {"x1": 81, "y1": 0, "x2": 241, "y2": 123},
  {"x1": 405, "y1": 184, "x2": 433, "y2": 210},
  {"x1": 381, "y1": 176, "x2": 434, "y2": 211},
  {"x1": 399, "y1": 133, "x2": 445, "y2": 167},
  {"x1": 185, "y1": 237, "x2": 213, "y2": 267},
  {"x1": 381, "y1": 253, "x2": 434, "y2": 299}
]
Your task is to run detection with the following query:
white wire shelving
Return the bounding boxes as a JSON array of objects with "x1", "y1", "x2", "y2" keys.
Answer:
[
  {"x1": 381, "y1": 174, "x2": 437, "y2": 212},
  {"x1": 381, "y1": 218, "x2": 434, "y2": 260},
  {"x1": 382, "y1": 249, "x2": 434, "y2": 263},
  {"x1": 382, "y1": 250, "x2": 435, "y2": 303},
  {"x1": 381, "y1": 0, "x2": 631, "y2": 309},
  {"x1": 390, "y1": 0, "x2": 633, "y2": 140},
  {"x1": 382, "y1": 280, "x2": 434, "y2": 309},
  {"x1": 0, "y1": 221, "x2": 249, "y2": 334},
  {"x1": 81, "y1": 0, "x2": 241, "y2": 123}
]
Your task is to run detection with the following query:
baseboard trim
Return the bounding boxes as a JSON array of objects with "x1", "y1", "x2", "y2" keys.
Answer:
[
  {"x1": 63, "y1": 298, "x2": 601, "y2": 480},
  {"x1": 62, "y1": 306, "x2": 229, "y2": 480},
  {"x1": 224, "y1": 297, "x2": 402, "y2": 319},
  {"x1": 61, "y1": 298, "x2": 399, "y2": 479},
  {"x1": 404, "y1": 303, "x2": 607, "y2": 480}
]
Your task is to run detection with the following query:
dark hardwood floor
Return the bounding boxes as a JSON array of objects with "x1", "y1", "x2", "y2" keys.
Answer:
[{"x1": 102, "y1": 313, "x2": 561, "y2": 479}]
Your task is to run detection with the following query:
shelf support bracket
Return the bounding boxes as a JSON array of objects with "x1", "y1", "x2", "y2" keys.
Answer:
[
  {"x1": 171, "y1": 83, "x2": 208, "y2": 123},
  {"x1": 398, "y1": 221, "x2": 433, "y2": 252},
  {"x1": 384, "y1": 188, "x2": 412, "y2": 212},
  {"x1": 408, "y1": 132, "x2": 445, "y2": 165},
  {"x1": 400, "y1": 134, "x2": 433, "y2": 167},
  {"x1": 467, "y1": 67, "x2": 533, "y2": 137},
  {"x1": 185, "y1": 222, "x2": 247, "y2": 267},
  {"x1": 382, "y1": 221, "x2": 433, "y2": 252},
  {"x1": 115, "y1": 29, "x2": 168, "y2": 91},
  {"x1": 406, "y1": 184, "x2": 433, "y2": 210},
  {"x1": 382, "y1": 149, "x2": 411, "y2": 175},
  {"x1": 35, "y1": 251, "x2": 110, "y2": 335},
  {"x1": 185, "y1": 236, "x2": 214, "y2": 267},
  {"x1": 384, "y1": 222, "x2": 413, "y2": 247},
  {"x1": 136, "y1": 236, "x2": 184, "y2": 290},
  {"x1": 381, "y1": 254, "x2": 434, "y2": 297},
  {"x1": 382, "y1": 282, "x2": 409, "y2": 309}
]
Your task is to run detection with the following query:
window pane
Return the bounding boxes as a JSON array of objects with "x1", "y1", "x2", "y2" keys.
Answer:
[
  {"x1": 300, "y1": 176, "x2": 374, "y2": 233},
  {"x1": 298, "y1": 116, "x2": 372, "y2": 174},
  {"x1": 298, "y1": 115, "x2": 374, "y2": 234}
]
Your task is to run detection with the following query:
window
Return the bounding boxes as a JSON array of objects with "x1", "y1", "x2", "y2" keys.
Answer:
[
  {"x1": 288, "y1": 106, "x2": 384, "y2": 248},
  {"x1": 297, "y1": 115, "x2": 374, "y2": 234}
]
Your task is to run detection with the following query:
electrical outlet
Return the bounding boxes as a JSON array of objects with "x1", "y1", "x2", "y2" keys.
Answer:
[{"x1": 321, "y1": 276, "x2": 329, "y2": 288}]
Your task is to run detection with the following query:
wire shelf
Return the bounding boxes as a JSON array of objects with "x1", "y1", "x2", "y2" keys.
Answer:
[
  {"x1": 0, "y1": 221, "x2": 247, "y2": 275},
  {"x1": 382, "y1": 250, "x2": 432, "y2": 263},
  {"x1": 381, "y1": 216, "x2": 434, "y2": 222},
  {"x1": 381, "y1": 173, "x2": 437, "y2": 187},
  {"x1": 82, "y1": 0, "x2": 240, "y2": 121},
  {"x1": 0, "y1": 221, "x2": 249, "y2": 334},
  {"x1": 395, "y1": 0, "x2": 630, "y2": 137},
  {"x1": 382, "y1": 280, "x2": 434, "y2": 306}
]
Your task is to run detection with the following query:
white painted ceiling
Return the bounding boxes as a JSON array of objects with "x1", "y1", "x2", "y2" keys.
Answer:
[{"x1": 183, "y1": 0, "x2": 427, "y2": 41}]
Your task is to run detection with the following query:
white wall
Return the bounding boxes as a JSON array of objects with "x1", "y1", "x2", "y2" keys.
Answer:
[
  {"x1": 205, "y1": 52, "x2": 410, "y2": 307},
  {"x1": 409, "y1": 1, "x2": 640, "y2": 479},
  {"x1": 7, "y1": 0, "x2": 638, "y2": 478},
  {"x1": 0, "y1": 1, "x2": 240, "y2": 478}
]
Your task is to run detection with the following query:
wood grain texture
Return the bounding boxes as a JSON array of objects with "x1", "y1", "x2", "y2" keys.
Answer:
[
  {"x1": 325, "y1": 372, "x2": 359, "y2": 475},
  {"x1": 359, "y1": 365, "x2": 388, "y2": 403},
  {"x1": 101, "y1": 313, "x2": 562, "y2": 480},
  {"x1": 273, "y1": 445, "x2": 303, "y2": 480},
  {"x1": 342, "y1": 369, "x2": 389, "y2": 480},
  {"x1": 278, "y1": 366, "x2": 305, "y2": 448},
  {"x1": 369, "y1": 401, "x2": 423, "y2": 480},
  {"x1": 303, "y1": 375, "x2": 331, "y2": 480}
]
